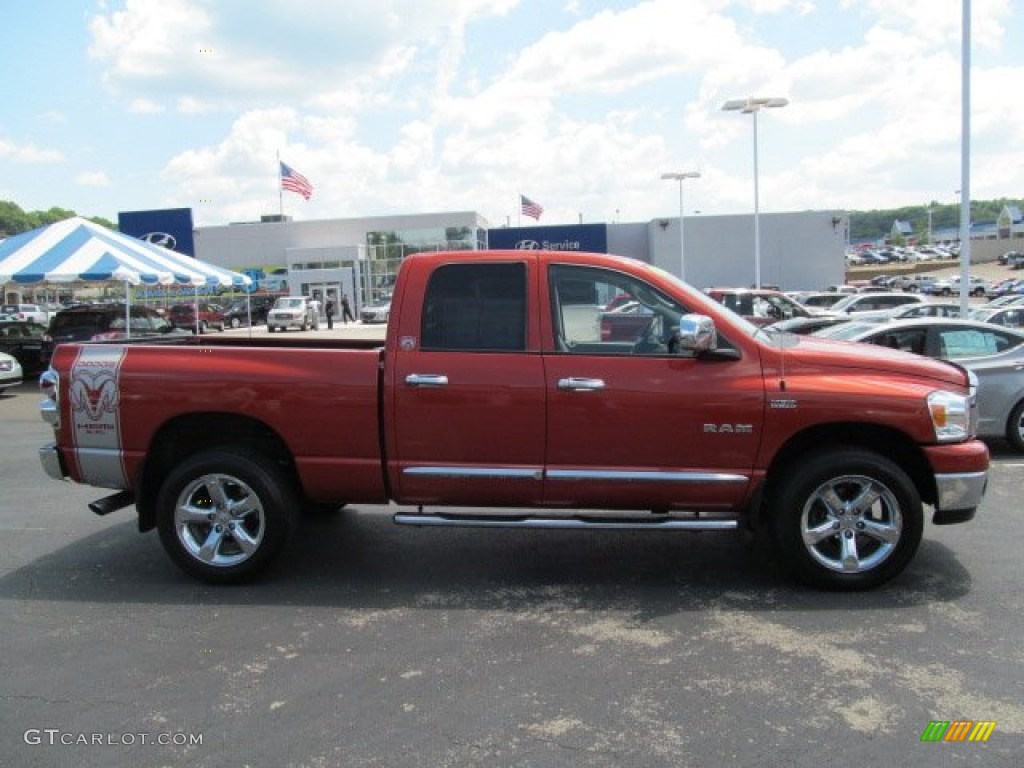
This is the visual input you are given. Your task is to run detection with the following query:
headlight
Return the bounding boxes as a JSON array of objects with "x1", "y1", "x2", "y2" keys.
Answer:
[{"x1": 927, "y1": 390, "x2": 971, "y2": 442}]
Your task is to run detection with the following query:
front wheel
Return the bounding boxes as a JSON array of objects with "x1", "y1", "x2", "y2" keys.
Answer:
[
  {"x1": 156, "y1": 449, "x2": 298, "y2": 584},
  {"x1": 770, "y1": 448, "x2": 923, "y2": 590},
  {"x1": 1006, "y1": 400, "x2": 1024, "y2": 452}
]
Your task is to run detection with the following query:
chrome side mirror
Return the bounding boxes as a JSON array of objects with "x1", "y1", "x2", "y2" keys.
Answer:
[{"x1": 672, "y1": 313, "x2": 717, "y2": 354}]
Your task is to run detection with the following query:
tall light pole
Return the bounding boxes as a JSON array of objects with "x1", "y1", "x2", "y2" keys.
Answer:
[
  {"x1": 722, "y1": 97, "x2": 788, "y2": 288},
  {"x1": 660, "y1": 171, "x2": 701, "y2": 282}
]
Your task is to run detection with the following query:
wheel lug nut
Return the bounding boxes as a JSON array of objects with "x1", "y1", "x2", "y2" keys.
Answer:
[
  {"x1": 215, "y1": 525, "x2": 223, "y2": 532},
  {"x1": 844, "y1": 530, "x2": 854, "y2": 538}
]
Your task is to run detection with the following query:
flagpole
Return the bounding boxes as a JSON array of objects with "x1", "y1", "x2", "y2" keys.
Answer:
[
  {"x1": 517, "y1": 192, "x2": 521, "y2": 227},
  {"x1": 277, "y1": 150, "x2": 283, "y2": 218}
]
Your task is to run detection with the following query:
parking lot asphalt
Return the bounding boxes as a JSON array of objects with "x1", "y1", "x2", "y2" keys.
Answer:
[{"x1": 2, "y1": 375, "x2": 1023, "y2": 766}]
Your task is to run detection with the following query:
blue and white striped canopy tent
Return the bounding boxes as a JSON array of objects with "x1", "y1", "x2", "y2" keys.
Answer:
[{"x1": 0, "y1": 216, "x2": 250, "y2": 288}]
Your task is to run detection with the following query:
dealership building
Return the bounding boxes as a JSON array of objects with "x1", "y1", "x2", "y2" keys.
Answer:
[{"x1": 119, "y1": 207, "x2": 848, "y2": 313}]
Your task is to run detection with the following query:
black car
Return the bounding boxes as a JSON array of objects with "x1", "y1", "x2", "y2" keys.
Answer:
[
  {"x1": 42, "y1": 304, "x2": 186, "y2": 364},
  {"x1": 0, "y1": 320, "x2": 47, "y2": 373},
  {"x1": 222, "y1": 296, "x2": 276, "y2": 328}
]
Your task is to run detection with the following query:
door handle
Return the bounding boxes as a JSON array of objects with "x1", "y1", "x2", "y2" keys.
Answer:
[
  {"x1": 557, "y1": 377, "x2": 606, "y2": 392},
  {"x1": 405, "y1": 373, "x2": 449, "y2": 387}
]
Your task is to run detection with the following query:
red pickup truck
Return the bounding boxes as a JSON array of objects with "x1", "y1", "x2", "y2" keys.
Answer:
[{"x1": 38, "y1": 250, "x2": 989, "y2": 590}]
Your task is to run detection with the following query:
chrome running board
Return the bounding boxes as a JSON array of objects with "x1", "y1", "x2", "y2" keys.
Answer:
[{"x1": 393, "y1": 513, "x2": 739, "y2": 531}]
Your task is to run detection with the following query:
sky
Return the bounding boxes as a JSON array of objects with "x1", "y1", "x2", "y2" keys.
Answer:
[{"x1": 1, "y1": 0, "x2": 1021, "y2": 229}]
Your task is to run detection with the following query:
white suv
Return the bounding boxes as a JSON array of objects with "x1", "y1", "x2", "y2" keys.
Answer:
[
  {"x1": 829, "y1": 292, "x2": 927, "y2": 315},
  {"x1": 1, "y1": 303, "x2": 47, "y2": 324},
  {"x1": 267, "y1": 296, "x2": 318, "y2": 332}
]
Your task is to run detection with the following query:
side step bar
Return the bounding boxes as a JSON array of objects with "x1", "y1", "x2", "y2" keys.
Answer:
[{"x1": 393, "y1": 513, "x2": 738, "y2": 531}]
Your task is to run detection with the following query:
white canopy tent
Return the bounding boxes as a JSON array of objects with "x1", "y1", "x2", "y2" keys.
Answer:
[{"x1": 0, "y1": 217, "x2": 252, "y2": 335}]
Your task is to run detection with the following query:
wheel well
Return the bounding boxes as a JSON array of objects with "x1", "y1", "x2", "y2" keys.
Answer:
[
  {"x1": 135, "y1": 413, "x2": 296, "y2": 532},
  {"x1": 755, "y1": 423, "x2": 935, "y2": 527}
]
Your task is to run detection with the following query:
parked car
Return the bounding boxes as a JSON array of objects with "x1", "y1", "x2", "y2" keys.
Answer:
[
  {"x1": 0, "y1": 320, "x2": 47, "y2": 374},
  {"x1": 0, "y1": 350, "x2": 23, "y2": 393},
  {"x1": 704, "y1": 288, "x2": 821, "y2": 326},
  {"x1": 968, "y1": 306, "x2": 1024, "y2": 329},
  {"x1": 167, "y1": 302, "x2": 226, "y2": 333},
  {"x1": 891, "y1": 274, "x2": 938, "y2": 293},
  {"x1": 222, "y1": 296, "x2": 275, "y2": 328},
  {"x1": 988, "y1": 279, "x2": 1024, "y2": 298},
  {"x1": 42, "y1": 304, "x2": 187, "y2": 364},
  {"x1": 763, "y1": 314, "x2": 851, "y2": 335},
  {"x1": 998, "y1": 250, "x2": 1024, "y2": 266},
  {"x1": 267, "y1": 296, "x2": 318, "y2": 331},
  {"x1": 811, "y1": 318, "x2": 1024, "y2": 450},
  {"x1": 788, "y1": 292, "x2": 847, "y2": 310},
  {"x1": 927, "y1": 275, "x2": 988, "y2": 297},
  {"x1": 359, "y1": 300, "x2": 392, "y2": 324},
  {"x1": 828, "y1": 292, "x2": 927, "y2": 315},
  {"x1": 983, "y1": 295, "x2": 1024, "y2": 309},
  {"x1": 1, "y1": 303, "x2": 48, "y2": 325}
]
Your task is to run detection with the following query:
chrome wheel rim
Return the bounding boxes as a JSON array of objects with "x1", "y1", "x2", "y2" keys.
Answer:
[
  {"x1": 800, "y1": 474, "x2": 902, "y2": 574},
  {"x1": 174, "y1": 473, "x2": 266, "y2": 567}
]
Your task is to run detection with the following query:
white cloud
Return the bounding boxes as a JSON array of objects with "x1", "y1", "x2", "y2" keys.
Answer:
[
  {"x1": 0, "y1": 137, "x2": 64, "y2": 163},
  {"x1": 76, "y1": 171, "x2": 112, "y2": 187},
  {"x1": 94, "y1": 0, "x2": 1022, "y2": 225},
  {"x1": 129, "y1": 98, "x2": 165, "y2": 114}
]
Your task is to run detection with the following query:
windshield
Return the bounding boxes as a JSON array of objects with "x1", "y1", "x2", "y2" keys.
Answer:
[
  {"x1": 811, "y1": 321, "x2": 878, "y2": 340},
  {"x1": 276, "y1": 298, "x2": 303, "y2": 309}
]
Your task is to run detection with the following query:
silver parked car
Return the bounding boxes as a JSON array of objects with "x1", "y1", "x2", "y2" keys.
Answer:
[
  {"x1": 267, "y1": 296, "x2": 318, "y2": 332},
  {"x1": 812, "y1": 318, "x2": 1024, "y2": 451},
  {"x1": 359, "y1": 300, "x2": 391, "y2": 324}
]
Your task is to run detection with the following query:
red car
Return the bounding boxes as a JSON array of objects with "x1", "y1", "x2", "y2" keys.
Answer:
[{"x1": 167, "y1": 302, "x2": 226, "y2": 333}]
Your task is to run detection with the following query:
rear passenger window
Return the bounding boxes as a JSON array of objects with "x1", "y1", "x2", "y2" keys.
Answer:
[{"x1": 421, "y1": 263, "x2": 527, "y2": 352}]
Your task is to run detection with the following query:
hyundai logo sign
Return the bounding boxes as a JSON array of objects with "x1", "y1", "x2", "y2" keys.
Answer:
[
  {"x1": 140, "y1": 232, "x2": 177, "y2": 250},
  {"x1": 515, "y1": 240, "x2": 542, "y2": 250}
]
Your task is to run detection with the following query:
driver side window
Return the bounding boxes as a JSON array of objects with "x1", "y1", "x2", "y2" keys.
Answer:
[{"x1": 549, "y1": 264, "x2": 688, "y2": 356}]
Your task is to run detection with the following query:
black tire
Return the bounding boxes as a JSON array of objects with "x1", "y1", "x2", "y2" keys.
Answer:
[
  {"x1": 1006, "y1": 400, "x2": 1024, "y2": 452},
  {"x1": 267, "y1": 324, "x2": 275, "y2": 333},
  {"x1": 770, "y1": 448, "x2": 923, "y2": 590},
  {"x1": 156, "y1": 449, "x2": 297, "y2": 584}
]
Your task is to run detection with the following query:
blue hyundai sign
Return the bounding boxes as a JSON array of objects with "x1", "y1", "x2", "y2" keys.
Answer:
[
  {"x1": 488, "y1": 223, "x2": 607, "y2": 253},
  {"x1": 118, "y1": 208, "x2": 196, "y2": 256}
]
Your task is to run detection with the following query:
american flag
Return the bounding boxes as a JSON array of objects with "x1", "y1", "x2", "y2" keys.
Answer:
[
  {"x1": 520, "y1": 194, "x2": 544, "y2": 220},
  {"x1": 280, "y1": 162, "x2": 314, "y2": 200}
]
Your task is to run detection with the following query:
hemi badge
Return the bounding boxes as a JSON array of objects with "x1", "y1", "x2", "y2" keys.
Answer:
[{"x1": 769, "y1": 399, "x2": 797, "y2": 409}]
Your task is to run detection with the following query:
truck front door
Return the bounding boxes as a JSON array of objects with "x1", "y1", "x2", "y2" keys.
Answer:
[{"x1": 542, "y1": 263, "x2": 764, "y2": 511}]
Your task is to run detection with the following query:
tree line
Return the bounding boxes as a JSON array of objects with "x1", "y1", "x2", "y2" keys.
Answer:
[
  {"x1": 0, "y1": 201, "x2": 115, "y2": 238},
  {"x1": 849, "y1": 198, "x2": 1022, "y2": 242}
]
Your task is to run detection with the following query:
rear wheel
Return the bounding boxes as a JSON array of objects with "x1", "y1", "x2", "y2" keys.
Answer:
[
  {"x1": 156, "y1": 449, "x2": 297, "y2": 584},
  {"x1": 770, "y1": 448, "x2": 923, "y2": 590},
  {"x1": 1006, "y1": 400, "x2": 1024, "y2": 452}
]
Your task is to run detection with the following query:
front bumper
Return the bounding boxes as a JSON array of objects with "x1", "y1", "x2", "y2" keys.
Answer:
[{"x1": 924, "y1": 440, "x2": 989, "y2": 525}]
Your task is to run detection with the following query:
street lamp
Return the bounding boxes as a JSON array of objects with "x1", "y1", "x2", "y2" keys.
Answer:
[
  {"x1": 660, "y1": 171, "x2": 701, "y2": 282},
  {"x1": 721, "y1": 97, "x2": 788, "y2": 288}
]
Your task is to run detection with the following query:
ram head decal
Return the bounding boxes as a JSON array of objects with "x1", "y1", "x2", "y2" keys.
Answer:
[{"x1": 69, "y1": 369, "x2": 120, "y2": 422}]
